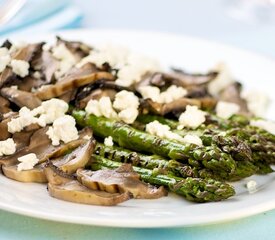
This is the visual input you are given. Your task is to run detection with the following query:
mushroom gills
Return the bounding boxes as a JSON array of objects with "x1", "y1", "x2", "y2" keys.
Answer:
[
  {"x1": 45, "y1": 161, "x2": 131, "y2": 206},
  {"x1": 77, "y1": 164, "x2": 168, "y2": 199}
]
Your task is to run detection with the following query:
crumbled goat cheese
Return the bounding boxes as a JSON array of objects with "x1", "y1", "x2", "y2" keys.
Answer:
[
  {"x1": 241, "y1": 90, "x2": 270, "y2": 117},
  {"x1": 0, "y1": 138, "x2": 16, "y2": 156},
  {"x1": 0, "y1": 47, "x2": 11, "y2": 73},
  {"x1": 113, "y1": 91, "x2": 140, "y2": 124},
  {"x1": 0, "y1": 47, "x2": 9, "y2": 56},
  {"x1": 35, "y1": 98, "x2": 69, "y2": 125},
  {"x1": 182, "y1": 134, "x2": 203, "y2": 146},
  {"x1": 216, "y1": 101, "x2": 240, "y2": 119},
  {"x1": 52, "y1": 43, "x2": 76, "y2": 78},
  {"x1": 139, "y1": 85, "x2": 187, "y2": 104},
  {"x1": 246, "y1": 180, "x2": 257, "y2": 194},
  {"x1": 46, "y1": 115, "x2": 79, "y2": 146},
  {"x1": 159, "y1": 85, "x2": 187, "y2": 104},
  {"x1": 146, "y1": 120, "x2": 184, "y2": 142},
  {"x1": 78, "y1": 44, "x2": 160, "y2": 87},
  {"x1": 118, "y1": 108, "x2": 139, "y2": 124},
  {"x1": 33, "y1": 71, "x2": 41, "y2": 79},
  {"x1": 17, "y1": 153, "x2": 39, "y2": 171},
  {"x1": 138, "y1": 86, "x2": 160, "y2": 102},
  {"x1": 250, "y1": 120, "x2": 275, "y2": 135},
  {"x1": 208, "y1": 62, "x2": 234, "y2": 96},
  {"x1": 115, "y1": 54, "x2": 160, "y2": 87},
  {"x1": 10, "y1": 85, "x2": 18, "y2": 90},
  {"x1": 77, "y1": 44, "x2": 129, "y2": 68},
  {"x1": 178, "y1": 105, "x2": 206, "y2": 129},
  {"x1": 104, "y1": 136, "x2": 114, "y2": 147},
  {"x1": 85, "y1": 97, "x2": 118, "y2": 119},
  {"x1": 113, "y1": 90, "x2": 140, "y2": 110},
  {"x1": 10, "y1": 59, "x2": 30, "y2": 77},
  {"x1": 8, "y1": 107, "x2": 38, "y2": 133},
  {"x1": 8, "y1": 99, "x2": 68, "y2": 133}
]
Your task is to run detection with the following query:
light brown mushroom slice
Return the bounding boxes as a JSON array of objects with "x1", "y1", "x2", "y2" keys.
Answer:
[
  {"x1": 45, "y1": 162, "x2": 131, "y2": 206},
  {"x1": 53, "y1": 139, "x2": 96, "y2": 174},
  {"x1": 35, "y1": 71, "x2": 114, "y2": 100},
  {"x1": 2, "y1": 163, "x2": 47, "y2": 183},
  {"x1": 0, "y1": 96, "x2": 11, "y2": 114},
  {"x1": 48, "y1": 181, "x2": 130, "y2": 206},
  {"x1": 0, "y1": 118, "x2": 11, "y2": 141},
  {"x1": 77, "y1": 165, "x2": 168, "y2": 199},
  {"x1": 1, "y1": 87, "x2": 42, "y2": 109},
  {"x1": 161, "y1": 98, "x2": 202, "y2": 115},
  {"x1": 0, "y1": 43, "x2": 43, "y2": 88}
]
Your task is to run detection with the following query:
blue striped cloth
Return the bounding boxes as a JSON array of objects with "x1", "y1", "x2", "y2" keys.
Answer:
[{"x1": 0, "y1": 0, "x2": 83, "y2": 36}]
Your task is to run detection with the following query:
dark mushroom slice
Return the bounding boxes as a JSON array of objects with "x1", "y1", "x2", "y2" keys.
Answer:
[
  {"x1": 77, "y1": 164, "x2": 167, "y2": 199},
  {"x1": 0, "y1": 96, "x2": 11, "y2": 115},
  {"x1": 53, "y1": 139, "x2": 96, "y2": 174},
  {"x1": 17, "y1": 76, "x2": 45, "y2": 92},
  {"x1": 1, "y1": 87, "x2": 42, "y2": 109},
  {"x1": 31, "y1": 50, "x2": 59, "y2": 84},
  {"x1": 0, "y1": 127, "x2": 93, "y2": 167},
  {"x1": 136, "y1": 70, "x2": 217, "y2": 90},
  {"x1": 219, "y1": 82, "x2": 251, "y2": 116},
  {"x1": 76, "y1": 89, "x2": 117, "y2": 109},
  {"x1": 56, "y1": 36, "x2": 92, "y2": 59},
  {"x1": 169, "y1": 68, "x2": 218, "y2": 87},
  {"x1": 45, "y1": 161, "x2": 131, "y2": 206},
  {"x1": 140, "y1": 98, "x2": 201, "y2": 116},
  {"x1": 35, "y1": 64, "x2": 114, "y2": 100},
  {"x1": 2, "y1": 163, "x2": 47, "y2": 183},
  {"x1": 74, "y1": 79, "x2": 133, "y2": 109},
  {"x1": 0, "y1": 111, "x2": 17, "y2": 138},
  {"x1": 58, "y1": 89, "x2": 77, "y2": 103},
  {"x1": 0, "y1": 42, "x2": 44, "y2": 88}
]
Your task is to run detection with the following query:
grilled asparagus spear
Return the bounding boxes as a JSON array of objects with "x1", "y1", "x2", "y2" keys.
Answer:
[{"x1": 90, "y1": 155, "x2": 235, "y2": 203}]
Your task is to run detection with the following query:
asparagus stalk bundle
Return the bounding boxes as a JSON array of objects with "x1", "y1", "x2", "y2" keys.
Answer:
[
  {"x1": 90, "y1": 155, "x2": 235, "y2": 203},
  {"x1": 72, "y1": 110, "x2": 237, "y2": 174},
  {"x1": 94, "y1": 143, "x2": 258, "y2": 181},
  {"x1": 137, "y1": 114, "x2": 275, "y2": 164}
]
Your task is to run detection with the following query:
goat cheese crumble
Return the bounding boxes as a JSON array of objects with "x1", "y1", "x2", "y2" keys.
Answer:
[
  {"x1": 146, "y1": 120, "x2": 183, "y2": 142},
  {"x1": 0, "y1": 138, "x2": 16, "y2": 157},
  {"x1": 246, "y1": 180, "x2": 257, "y2": 194},
  {"x1": 241, "y1": 90, "x2": 270, "y2": 117},
  {"x1": 208, "y1": 62, "x2": 234, "y2": 96},
  {"x1": 46, "y1": 115, "x2": 79, "y2": 146},
  {"x1": 0, "y1": 47, "x2": 11, "y2": 73},
  {"x1": 52, "y1": 43, "x2": 76, "y2": 78},
  {"x1": 250, "y1": 119, "x2": 275, "y2": 135},
  {"x1": 118, "y1": 108, "x2": 139, "y2": 124},
  {"x1": 85, "y1": 91, "x2": 140, "y2": 124},
  {"x1": 145, "y1": 120, "x2": 202, "y2": 146},
  {"x1": 85, "y1": 97, "x2": 118, "y2": 119},
  {"x1": 77, "y1": 44, "x2": 160, "y2": 87},
  {"x1": 216, "y1": 101, "x2": 240, "y2": 119},
  {"x1": 138, "y1": 85, "x2": 187, "y2": 104},
  {"x1": 10, "y1": 59, "x2": 30, "y2": 78},
  {"x1": 182, "y1": 134, "x2": 203, "y2": 146},
  {"x1": 113, "y1": 90, "x2": 140, "y2": 110},
  {"x1": 178, "y1": 105, "x2": 206, "y2": 129},
  {"x1": 8, "y1": 99, "x2": 69, "y2": 133},
  {"x1": 17, "y1": 153, "x2": 39, "y2": 171},
  {"x1": 104, "y1": 136, "x2": 114, "y2": 147}
]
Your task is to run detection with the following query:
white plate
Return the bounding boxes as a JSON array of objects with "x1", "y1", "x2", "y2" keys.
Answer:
[{"x1": 1, "y1": 29, "x2": 275, "y2": 228}]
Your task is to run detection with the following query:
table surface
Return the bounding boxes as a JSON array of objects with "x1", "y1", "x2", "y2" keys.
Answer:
[{"x1": 1, "y1": 0, "x2": 275, "y2": 239}]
